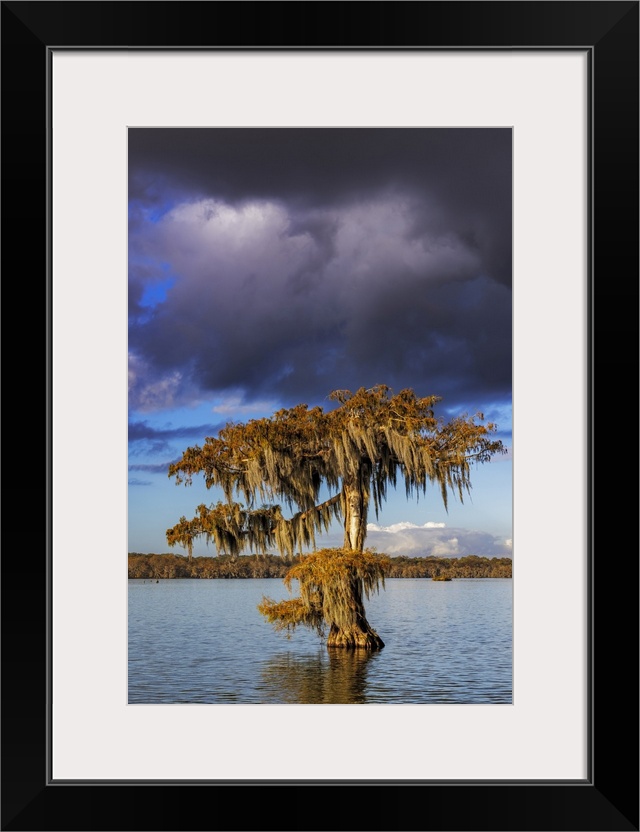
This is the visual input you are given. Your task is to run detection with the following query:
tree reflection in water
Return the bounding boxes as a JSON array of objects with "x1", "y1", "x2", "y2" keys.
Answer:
[{"x1": 259, "y1": 648, "x2": 378, "y2": 704}]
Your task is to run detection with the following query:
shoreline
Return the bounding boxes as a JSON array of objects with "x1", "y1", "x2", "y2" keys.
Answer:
[{"x1": 128, "y1": 552, "x2": 512, "y2": 580}]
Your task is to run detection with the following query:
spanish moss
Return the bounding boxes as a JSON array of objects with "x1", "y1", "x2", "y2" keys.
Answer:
[{"x1": 167, "y1": 385, "x2": 505, "y2": 647}]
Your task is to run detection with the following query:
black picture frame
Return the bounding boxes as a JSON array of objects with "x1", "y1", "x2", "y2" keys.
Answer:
[{"x1": 2, "y1": 2, "x2": 638, "y2": 830}]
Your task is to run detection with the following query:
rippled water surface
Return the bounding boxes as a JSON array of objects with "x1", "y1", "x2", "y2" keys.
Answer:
[{"x1": 128, "y1": 578, "x2": 512, "y2": 704}]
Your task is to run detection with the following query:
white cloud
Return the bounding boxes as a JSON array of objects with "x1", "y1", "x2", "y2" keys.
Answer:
[
  {"x1": 367, "y1": 521, "x2": 446, "y2": 533},
  {"x1": 363, "y1": 521, "x2": 512, "y2": 558},
  {"x1": 430, "y1": 537, "x2": 462, "y2": 557}
]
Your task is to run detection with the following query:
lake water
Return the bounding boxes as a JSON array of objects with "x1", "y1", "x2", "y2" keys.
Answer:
[{"x1": 128, "y1": 578, "x2": 512, "y2": 704}]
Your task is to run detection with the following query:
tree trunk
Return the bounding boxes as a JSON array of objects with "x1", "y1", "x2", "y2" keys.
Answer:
[
  {"x1": 326, "y1": 557, "x2": 385, "y2": 650},
  {"x1": 327, "y1": 622, "x2": 385, "y2": 650},
  {"x1": 315, "y1": 474, "x2": 384, "y2": 650},
  {"x1": 343, "y1": 481, "x2": 367, "y2": 552}
]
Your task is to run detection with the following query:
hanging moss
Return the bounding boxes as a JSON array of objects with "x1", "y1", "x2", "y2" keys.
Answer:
[
  {"x1": 258, "y1": 548, "x2": 388, "y2": 647},
  {"x1": 167, "y1": 385, "x2": 506, "y2": 647}
]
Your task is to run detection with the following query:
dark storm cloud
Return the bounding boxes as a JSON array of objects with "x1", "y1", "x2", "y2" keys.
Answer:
[
  {"x1": 128, "y1": 420, "x2": 226, "y2": 458},
  {"x1": 128, "y1": 128, "x2": 512, "y2": 419},
  {"x1": 128, "y1": 420, "x2": 223, "y2": 442},
  {"x1": 129, "y1": 128, "x2": 511, "y2": 285},
  {"x1": 129, "y1": 421, "x2": 224, "y2": 458},
  {"x1": 129, "y1": 462, "x2": 180, "y2": 475}
]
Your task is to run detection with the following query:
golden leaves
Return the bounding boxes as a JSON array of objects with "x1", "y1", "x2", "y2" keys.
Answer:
[
  {"x1": 168, "y1": 385, "x2": 505, "y2": 559},
  {"x1": 258, "y1": 547, "x2": 389, "y2": 636}
]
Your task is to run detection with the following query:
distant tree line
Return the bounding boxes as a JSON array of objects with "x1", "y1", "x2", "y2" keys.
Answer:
[
  {"x1": 128, "y1": 552, "x2": 512, "y2": 580},
  {"x1": 382, "y1": 554, "x2": 512, "y2": 579}
]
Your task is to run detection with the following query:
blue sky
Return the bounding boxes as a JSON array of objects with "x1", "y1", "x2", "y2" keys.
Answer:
[{"x1": 128, "y1": 128, "x2": 512, "y2": 558}]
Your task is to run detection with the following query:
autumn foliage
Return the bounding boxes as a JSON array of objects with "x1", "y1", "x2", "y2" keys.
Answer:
[{"x1": 167, "y1": 385, "x2": 505, "y2": 648}]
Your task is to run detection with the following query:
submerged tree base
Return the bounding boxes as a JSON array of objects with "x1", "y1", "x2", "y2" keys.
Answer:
[
  {"x1": 327, "y1": 623, "x2": 384, "y2": 650},
  {"x1": 258, "y1": 547, "x2": 388, "y2": 650}
]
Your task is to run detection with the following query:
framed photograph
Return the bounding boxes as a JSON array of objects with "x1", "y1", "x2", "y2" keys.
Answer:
[
  {"x1": 3, "y1": 2, "x2": 637, "y2": 830},
  {"x1": 126, "y1": 123, "x2": 515, "y2": 694}
]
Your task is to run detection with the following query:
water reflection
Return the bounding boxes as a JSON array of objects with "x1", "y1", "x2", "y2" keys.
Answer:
[
  {"x1": 129, "y1": 579, "x2": 512, "y2": 703},
  {"x1": 259, "y1": 648, "x2": 377, "y2": 704}
]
